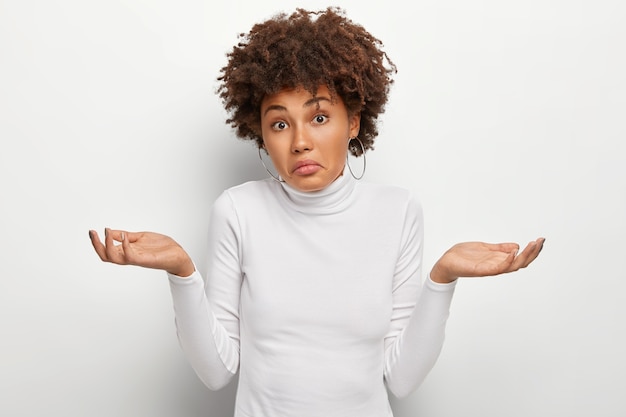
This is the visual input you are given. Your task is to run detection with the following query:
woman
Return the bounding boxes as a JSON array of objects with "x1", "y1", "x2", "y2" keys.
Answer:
[{"x1": 89, "y1": 7, "x2": 544, "y2": 417}]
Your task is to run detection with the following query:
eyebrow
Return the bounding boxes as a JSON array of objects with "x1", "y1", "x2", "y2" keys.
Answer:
[{"x1": 263, "y1": 96, "x2": 332, "y2": 116}]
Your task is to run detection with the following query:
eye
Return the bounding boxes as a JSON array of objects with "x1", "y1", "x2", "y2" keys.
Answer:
[
  {"x1": 313, "y1": 114, "x2": 328, "y2": 124},
  {"x1": 271, "y1": 120, "x2": 288, "y2": 130}
]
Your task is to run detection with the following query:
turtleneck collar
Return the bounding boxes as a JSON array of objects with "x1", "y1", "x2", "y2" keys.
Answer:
[{"x1": 277, "y1": 167, "x2": 357, "y2": 215}]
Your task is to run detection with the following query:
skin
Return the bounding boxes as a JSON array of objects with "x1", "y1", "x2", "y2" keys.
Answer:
[
  {"x1": 89, "y1": 84, "x2": 545, "y2": 281},
  {"x1": 89, "y1": 228, "x2": 195, "y2": 277},
  {"x1": 430, "y1": 239, "x2": 544, "y2": 283},
  {"x1": 260, "y1": 85, "x2": 360, "y2": 192}
]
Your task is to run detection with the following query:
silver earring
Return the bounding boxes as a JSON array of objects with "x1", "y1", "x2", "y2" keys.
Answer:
[
  {"x1": 258, "y1": 147, "x2": 284, "y2": 183},
  {"x1": 346, "y1": 137, "x2": 366, "y2": 180}
]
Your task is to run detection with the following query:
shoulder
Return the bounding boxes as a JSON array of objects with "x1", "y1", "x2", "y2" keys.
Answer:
[
  {"x1": 211, "y1": 179, "x2": 278, "y2": 215},
  {"x1": 357, "y1": 181, "x2": 423, "y2": 211},
  {"x1": 356, "y1": 182, "x2": 424, "y2": 244},
  {"x1": 217, "y1": 179, "x2": 276, "y2": 203},
  {"x1": 225, "y1": 178, "x2": 274, "y2": 194}
]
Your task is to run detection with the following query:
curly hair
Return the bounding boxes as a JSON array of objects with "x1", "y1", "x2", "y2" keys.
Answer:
[{"x1": 217, "y1": 7, "x2": 397, "y2": 155}]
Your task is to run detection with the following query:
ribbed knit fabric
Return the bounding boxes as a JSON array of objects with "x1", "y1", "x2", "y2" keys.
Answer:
[{"x1": 169, "y1": 171, "x2": 456, "y2": 417}]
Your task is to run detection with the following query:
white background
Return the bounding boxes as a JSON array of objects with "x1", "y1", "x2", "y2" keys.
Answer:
[{"x1": 1, "y1": 0, "x2": 624, "y2": 416}]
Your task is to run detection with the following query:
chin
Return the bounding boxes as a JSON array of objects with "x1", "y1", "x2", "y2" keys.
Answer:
[{"x1": 288, "y1": 177, "x2": 332, "y2": 192}]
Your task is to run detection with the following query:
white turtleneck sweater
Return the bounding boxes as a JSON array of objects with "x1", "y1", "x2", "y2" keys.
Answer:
[{"x1": 168, "y1": 171, "x2": 456, "y2": 417}]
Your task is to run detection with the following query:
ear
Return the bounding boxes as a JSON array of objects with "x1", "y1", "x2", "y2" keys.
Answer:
[{"x1": 349, "y1": 113, "x2": 361, "y2": 138}]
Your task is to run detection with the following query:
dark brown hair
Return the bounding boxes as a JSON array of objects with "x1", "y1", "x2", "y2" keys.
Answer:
[{"x1": 217, "y1": 7, "x2": 396, "y2": 155}]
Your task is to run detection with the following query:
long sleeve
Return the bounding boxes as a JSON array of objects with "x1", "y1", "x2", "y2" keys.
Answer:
[
  {"x1": 165, "y1": 177, "x2": 457, "y2": 416},
  {"x1": 383, "y1": 195, "x2": 457, "y2": 398},
  {"x1": 168, "y1": 191, "x2": 243, "y2": 391}
]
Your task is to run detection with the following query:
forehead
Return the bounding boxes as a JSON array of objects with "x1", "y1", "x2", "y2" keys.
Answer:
[{"x1": 261, "y1": 85, "x2": 341, "y2": 110}]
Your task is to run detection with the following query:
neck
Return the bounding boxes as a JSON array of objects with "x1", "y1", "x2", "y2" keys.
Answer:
[{"x1": 278, "y1": 168, "x2": 357, "y2": 215}]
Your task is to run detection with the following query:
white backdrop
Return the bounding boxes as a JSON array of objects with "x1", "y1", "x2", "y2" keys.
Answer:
[{"x1": 1, "y1": 0, "x2": 624, "y2": 416}]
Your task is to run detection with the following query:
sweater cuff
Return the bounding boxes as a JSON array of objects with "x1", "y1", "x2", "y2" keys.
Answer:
[
  {"x1": 167, "y1": 268, "x2": 202, "y2": 285},
  {"x1": 426, "y1": 273, "x2": 458, "y2": 292}
]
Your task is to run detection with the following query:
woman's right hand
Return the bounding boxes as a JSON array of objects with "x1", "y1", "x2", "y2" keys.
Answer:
[{"x1": 88, "y1": 228, "x2": 195, "y2": 277}]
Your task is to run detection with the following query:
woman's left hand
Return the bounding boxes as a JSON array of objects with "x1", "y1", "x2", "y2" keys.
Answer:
[{"x1": 430, "y1": 237, "x2": 545, "y2": 284}]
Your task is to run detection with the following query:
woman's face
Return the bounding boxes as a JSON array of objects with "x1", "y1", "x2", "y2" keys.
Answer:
[{"x1": 260, "y1": 85, "x2": 360, "y2": 192}]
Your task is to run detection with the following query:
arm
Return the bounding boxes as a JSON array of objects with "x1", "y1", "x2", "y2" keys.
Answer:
[
  {"x1": 168, "y1": 271, "x2": 239, "y2": 390},
  {"x1": 384, "y1": 277, "x2": 456, "y2": 398},
  {"x1": 168, "y1": 192, "x2": 243, "y2": 390},
  {"x1": 430, "y1": 239, "x2": 545, "y2": 284},
  {"x1": 89, "y1": 191, "x2": 243, "y2": 390},
  {"x1": 383, "y1": 196, "x2": 456, "y2": 398},
  {"x1": 382, "y1": 197, "x2": 545, "y2": 398}
]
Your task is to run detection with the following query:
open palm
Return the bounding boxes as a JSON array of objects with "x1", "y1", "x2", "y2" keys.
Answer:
[
  {"x1": 89, "y1": 228, "x2": 194, "y2": 277},
  {"x1": 431, "y1": 238, "x2": 544, "y2": 283}
]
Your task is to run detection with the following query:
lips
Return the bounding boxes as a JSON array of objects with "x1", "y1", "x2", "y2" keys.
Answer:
[{"x1": 292, "y1": 159, "x2": 322, "y2": 175}]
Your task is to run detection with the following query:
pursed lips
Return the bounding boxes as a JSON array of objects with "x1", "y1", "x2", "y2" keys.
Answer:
[{"x1": 291, "y1": 159, "x2": 322, "y2": 174}]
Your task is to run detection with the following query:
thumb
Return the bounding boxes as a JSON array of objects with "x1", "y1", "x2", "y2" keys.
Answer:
[
  {"x1": 120, "y1": 231, "x2": 136, "y2": 262},
  {"x1": 498, "y1": 248, "x2": 518, "y2": 272}
]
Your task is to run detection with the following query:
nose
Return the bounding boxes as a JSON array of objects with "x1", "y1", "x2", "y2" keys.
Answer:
[{"x1": 291, "y1": 126, "x2": 313, "y2": 153}]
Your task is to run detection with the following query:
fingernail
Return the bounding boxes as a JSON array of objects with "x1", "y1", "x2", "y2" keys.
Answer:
[{"x1": 104, "y1": 228, "x2": 108, "y2": 237}]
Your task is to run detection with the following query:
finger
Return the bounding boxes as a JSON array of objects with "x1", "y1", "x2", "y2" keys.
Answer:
[
  {"x1": 120, "y1": 231, "x2": 137, "y2": 264},
  {"x1": 89, "y1": 230, "x2": 110, "y2": 262},
  {"x1": 122, "y1": 230, "x2": 143, "y2": 244},
  {"x1": 496, "y1": 249, "x2": 518, "y2": 273},
  {"x1": 535, "y1": 237, "x2": 545, "y2": 249},
  {"x1": 489, "y1": 242, "x2": 520, "y2": 254},
  {"x1": 509, "y1": 239, "x2": 541, "y2": 271},
  {"x1": 104, "y1": 228, "x2": 127, "y2": 264},
  {"x1": 518, "y1": 237, "x2": 545, "y2": 269},
  {"x1": 105, "y1": 228, "x2": 125, "y2": 243}
]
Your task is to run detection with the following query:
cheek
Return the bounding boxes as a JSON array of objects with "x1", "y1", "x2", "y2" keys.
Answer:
[
  {"x1": 264, "y1": 142, "x2": 291, "y2": 172},
  {"x1": 331, "y1": 138, "x2": 348, "y2": 161}
]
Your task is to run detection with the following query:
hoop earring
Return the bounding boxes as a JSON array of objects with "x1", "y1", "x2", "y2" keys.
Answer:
[
  {"x1": 258, "y1": 147, "x2": 284, "y2": 183},
  {"x1": 346, "y1": 137, "x2": 366, "y2": 180}
]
